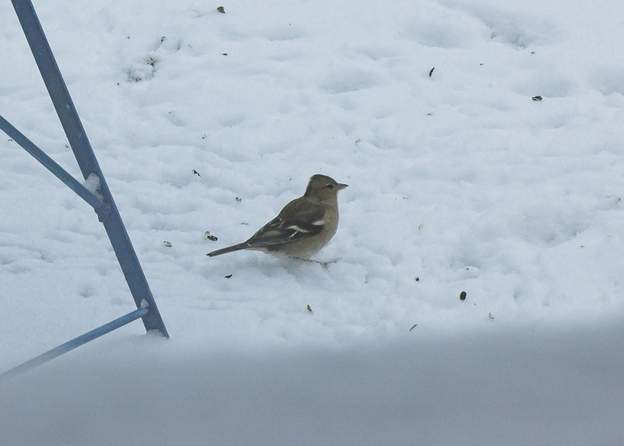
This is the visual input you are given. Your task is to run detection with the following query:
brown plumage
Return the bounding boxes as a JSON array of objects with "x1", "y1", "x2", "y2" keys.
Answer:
[{"x1": 207, "y1": 174, "x2": 347, "y2": 259}]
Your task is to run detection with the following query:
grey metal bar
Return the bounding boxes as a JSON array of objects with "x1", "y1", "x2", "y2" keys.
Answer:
[
  {"x1": 0, "y1": 307, "x2": 149, "y2": 381},
  {"x1": 0, "y1": 115, "x2": 105, "y2": 212},
  {"x1": 11, "y1": 0, "x2": 168, "y2": 337}
]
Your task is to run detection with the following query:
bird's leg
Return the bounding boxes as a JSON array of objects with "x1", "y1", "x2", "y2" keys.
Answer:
[{"x1": 290, "y1": 256, "x2": 340, "y2": 269}]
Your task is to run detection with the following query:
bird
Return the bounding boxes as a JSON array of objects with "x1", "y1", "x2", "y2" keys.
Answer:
[{"x1": 207, "y1": 174, "x2": 348, "y2": 259}]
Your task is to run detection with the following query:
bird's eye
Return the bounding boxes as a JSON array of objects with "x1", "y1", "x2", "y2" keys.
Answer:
[{"x1": 325, "y1": 184, "x2": 334, "y2": 189}]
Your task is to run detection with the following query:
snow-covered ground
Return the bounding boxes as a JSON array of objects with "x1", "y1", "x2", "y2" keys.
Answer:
[{"x1": 1, "y1": 0, "x2": 624, "y2": 443}]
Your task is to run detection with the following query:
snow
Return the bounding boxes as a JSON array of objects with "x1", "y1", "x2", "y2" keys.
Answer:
[
  {"x1": 83, "y1": 172, "x2": 103, "y2": 201},
  {"x1": 3, "y1": 321, "x2": 624, "y2": 446},
  {"x1": 1, "y1": 0, "x2": 624, "y2": 443}
]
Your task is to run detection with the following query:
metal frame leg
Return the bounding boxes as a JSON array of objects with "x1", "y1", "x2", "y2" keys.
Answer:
[
  {"x1": 0, "y1": 0, "x2": 170, "y2": 379},
  {"x1": 9, "y1": 0, "x2": 169, "y2": 337}
]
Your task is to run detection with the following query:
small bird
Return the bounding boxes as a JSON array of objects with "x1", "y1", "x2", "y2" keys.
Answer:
[{"x1": 207, "y1": 174, "x2": 348, "y2": 259}]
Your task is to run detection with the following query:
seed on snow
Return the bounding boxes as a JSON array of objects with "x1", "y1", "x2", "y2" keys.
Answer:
[{"x1": 203, "y1": 231, "x2": 218, "y2": 241}]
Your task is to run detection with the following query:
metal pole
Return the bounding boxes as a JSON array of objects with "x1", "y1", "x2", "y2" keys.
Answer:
[
  {"x1": 0, "y1": 307, "x2": 150, "y2": 381},
  {"x1": 0, "y1": 115, "x2": 105, "y2": 212},
  {"x1": 10, "y1": 0, "x2": 168, "y2": 337}
]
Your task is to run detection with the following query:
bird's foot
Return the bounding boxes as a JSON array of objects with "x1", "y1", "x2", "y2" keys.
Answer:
[{"x1": 291, "y1": 257, "x2": 340, "y2": 269}]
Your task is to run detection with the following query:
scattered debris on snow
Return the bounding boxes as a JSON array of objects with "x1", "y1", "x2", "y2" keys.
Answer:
[{"x1": 203, "y1": 231, "x2": 218, "y2": 241}]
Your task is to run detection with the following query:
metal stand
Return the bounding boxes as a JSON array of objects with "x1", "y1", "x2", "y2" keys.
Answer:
[{"x1": 1, "y1": 0, "x2": 169, "y2": 379}]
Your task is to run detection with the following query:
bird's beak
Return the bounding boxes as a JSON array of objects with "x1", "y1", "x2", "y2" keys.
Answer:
[{"x1": 336, "y1": 183, "x2": 348, "y2": 190}]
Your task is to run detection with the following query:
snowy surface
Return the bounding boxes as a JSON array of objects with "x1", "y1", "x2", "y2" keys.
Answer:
[{"x1": 1, "y1": 0, "x2": 624, "y2": 443}]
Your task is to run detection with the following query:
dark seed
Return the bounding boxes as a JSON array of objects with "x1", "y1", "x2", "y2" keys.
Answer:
[
  {"x1": 216, "y1": 6, "x2": 225, "y2": 13},
  {"x1": 203, "y1": 231, "x2": 218, "y2": 241},
  {"x1": 459, "y1": 291, "x2": 467, "y2": 301},
  {"x1": 428, "y1": 66, "x2": 435, "y2": 77},
  {"x1": 409, "y1": 323, "x2": 418, "y2": 331},
  {"x1": 224, "y1": 274, "x2": 232, "y2": 279},
  {"x1": 532, "y1": 95, "x2": 543, "y2": 101},
  {"x1": 306, "y1": 304, "x2": 313, "y2": 313}
]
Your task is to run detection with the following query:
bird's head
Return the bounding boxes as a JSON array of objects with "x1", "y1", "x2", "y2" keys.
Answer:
[{"x1": 304, "y1": 174, "x2": 348, "y2": 203}]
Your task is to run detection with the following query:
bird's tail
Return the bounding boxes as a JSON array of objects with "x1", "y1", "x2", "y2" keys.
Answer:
[{"x1": 207, "y1": 242, "x2": 249, "y2": 257}]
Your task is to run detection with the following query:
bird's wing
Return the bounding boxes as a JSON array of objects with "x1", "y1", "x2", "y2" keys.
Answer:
[{"x1": 246, "y1": 198, "x2": 326, "y2": 248}]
